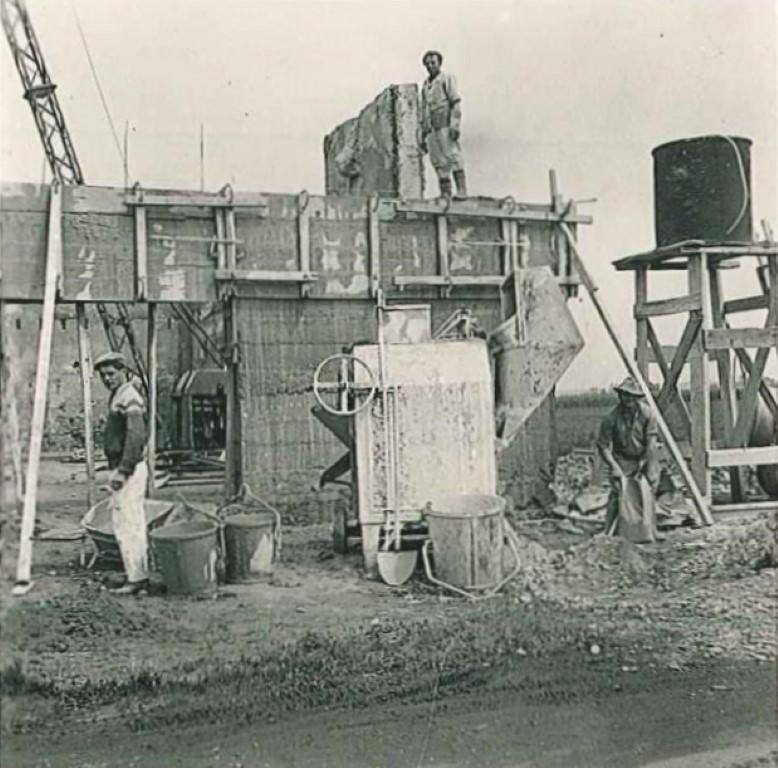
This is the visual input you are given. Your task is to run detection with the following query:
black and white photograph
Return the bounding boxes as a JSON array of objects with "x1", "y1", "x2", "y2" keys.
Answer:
[{"x1": 0, "y1": 1, "x2": 776, "y2": 765}]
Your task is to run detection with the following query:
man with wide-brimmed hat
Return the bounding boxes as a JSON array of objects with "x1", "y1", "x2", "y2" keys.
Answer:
[
  {"x1": 94, "y1": 351, "x2": 149, "y2": 595},
  {"x1": 597, "y1": 376, "x2": 660, "y2": 540}
]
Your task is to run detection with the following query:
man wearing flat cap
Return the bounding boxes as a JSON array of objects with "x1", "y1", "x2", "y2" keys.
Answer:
[
  {"x1": 420, "y1": 50, "x2": 467, "y2": 199},
  {"x1": 94, "y1": 351, "x2": 149, "y2": 594},
  {"x1": 597, "y1": 376, "x2": 660, "y2": 540}
]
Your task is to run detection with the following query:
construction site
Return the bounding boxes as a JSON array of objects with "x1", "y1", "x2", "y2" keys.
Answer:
[{"x1": 1, "y1": 1, "x2": 776, "y2": 767}]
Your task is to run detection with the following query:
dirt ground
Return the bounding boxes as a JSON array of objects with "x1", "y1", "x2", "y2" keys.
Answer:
[{"x1": 1, "y1": 458, "x2": 776, "y2": 767}]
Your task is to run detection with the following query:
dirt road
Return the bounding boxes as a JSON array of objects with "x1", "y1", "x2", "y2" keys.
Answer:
[{"x1": 4, "y1": 658, "x2": 775, "y2": 767}]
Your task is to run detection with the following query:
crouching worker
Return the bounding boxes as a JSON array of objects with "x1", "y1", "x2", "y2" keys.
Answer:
[
  {"x1": 94, "y1": 351, "x2": 149, "y2": 595},
  {"x1": 597, "y1": 376, "x2": 660, "y2": 543}
]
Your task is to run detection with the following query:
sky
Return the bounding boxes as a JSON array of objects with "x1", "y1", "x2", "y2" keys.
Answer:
[{"x1": 1, "y1": 0, "x2": 776, "y2": 391}]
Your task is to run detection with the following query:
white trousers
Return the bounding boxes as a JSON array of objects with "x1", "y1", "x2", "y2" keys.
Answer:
[
  {"x1": 428, "y1": 126, "x2": 464, "y2": 180},
  {"x1": 111, "y1": 462, "x2": 148, "y2": 582}
]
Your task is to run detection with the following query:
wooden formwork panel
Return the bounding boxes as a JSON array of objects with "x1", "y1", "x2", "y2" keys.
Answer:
[{"x1": 1, "y1": 182, "x2": 572, "y2": 304}]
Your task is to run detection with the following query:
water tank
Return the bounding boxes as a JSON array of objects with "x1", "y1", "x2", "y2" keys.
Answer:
[{"x1": 653, "y1": 135, "x2": 752, "y2": 247}]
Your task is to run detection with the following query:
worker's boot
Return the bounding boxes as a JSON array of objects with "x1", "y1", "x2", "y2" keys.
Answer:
[
  {"x1": 111, "y1": 579, "x2": 149, "y2": 596},
  {"x1": 438, "y1": 178, "x2": 453, "y2": 200},
  {"x1": 453, "y1": 170, "x2": 468, "y2": 198}
]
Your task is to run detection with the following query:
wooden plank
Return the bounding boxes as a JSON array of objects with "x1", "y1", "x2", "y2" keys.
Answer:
[
  {"x1": 635, "y1": 269, "x2": 648, "y2": 380},
  {"x1": 436, "y1": 214, "x2": 450, "y2": 298},
  {"x1": 134, "y1": 206, "x2": 148, "y2": 300},
  {"x1": 558, "y1": 222, "x2": 712, "y2": 525},
  {"x1": 125, "y1": 190, "x2": 269, "y2": 209},
  {"x1": 704, "y1": 327, "x2": 778, "y2": 349},
  {"x1": 297, "y1": 192, "x2": 311, "y2": 298},
  {"x1": 224, "y1": 297, "x2": 242, "y2": 496},
  {"x1": 734, "y1": 347, "x2": 778, "y2": 418},
  {"x1": 635, "y1": 292, "x2": 702, "y2": 318},
  {"x1": 712, "y1": 500, "x2": 778, "y2": 514},
  {"x1": 214, "y1": 209, "x2": 227, "y2": 271},
  {"x1": 14, "y1": 182, "x2": 62, "y2": 593},
  {"x1": 723, "y1": 294, "x2": 769, "y2": 315},
  {"x1": 687, "y1": 254, "x2": 711, "y2": 504},
  {"x1": 645, "y1": 328, "x2": 692, "y2": 436},
  {"x1": 75, "y1": 303, "x2": 96, "y2": 508},
  {"x1": 146, "y1": 302, "x2": 158, "y2": 494},
  {"x1": 709, "y1": 266, "x2": 745, "y2": 501},
  {"x1": 394, "y1": 198, "x2": 593, "y2": 224},
  {"x1": 225, "y1": 207, "x2": 238, "y2": 270},
  {"x1": 656, "y1": 314, "x2": 702, "y2": 412},
  {"x1": 683, "y1": 244, "x2": 778, "y2": 257},
  {"x1": 214, "y1": 269, "x2": 318, "y2": 283},
  {"x1": 708, "y1": 446, "x2": 778, "y2": 468},
  {"x1": 394, "y1": 275, "x2": 504, "y2": 288}
]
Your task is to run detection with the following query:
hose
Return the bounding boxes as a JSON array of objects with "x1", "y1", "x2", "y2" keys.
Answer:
[{"x1": 718, "y1": 135, "x2": 750, "y2": 237}]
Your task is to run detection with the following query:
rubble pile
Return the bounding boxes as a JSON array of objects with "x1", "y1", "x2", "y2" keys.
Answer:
[{"x1": 512, "y1": 515, "x2": 775, "y2": 596}]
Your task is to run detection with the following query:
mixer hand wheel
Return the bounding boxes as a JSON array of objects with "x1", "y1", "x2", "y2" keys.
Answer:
[{"x1": 313, "y1": 354, "x2": 377, "y2": 416}]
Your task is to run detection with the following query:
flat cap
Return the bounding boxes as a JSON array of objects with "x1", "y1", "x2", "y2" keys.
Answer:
[{"x1": 94, "y1": 351, "x2": 128, "y2": 370}]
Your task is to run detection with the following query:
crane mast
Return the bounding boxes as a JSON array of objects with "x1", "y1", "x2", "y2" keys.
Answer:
[{"x1": 1, "y1": 0, "x2": 84, "y2": 184}]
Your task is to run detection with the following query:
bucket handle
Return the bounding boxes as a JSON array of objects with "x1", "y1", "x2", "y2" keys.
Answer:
[
  {"x1": 225, "y1": 483, "x2": 283, "y2": 557},
  {"x1": 174, "y1": 494, "x2": 227, "y2": 575},
  {"x1": 421, "y1": 521, "x2": 522, "y2": 601}
]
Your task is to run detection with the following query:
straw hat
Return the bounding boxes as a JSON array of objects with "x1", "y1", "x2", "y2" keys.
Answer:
[{"x1": 614, "y1": 376, "x2": 644, "y2": 397}]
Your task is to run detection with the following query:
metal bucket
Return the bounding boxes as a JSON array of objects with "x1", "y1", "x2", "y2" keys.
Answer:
[
  {"x1": 223, "y1": 511, "x2": 279, "y2": 582},
  {"x1": 653, "y1": 135, "x2": 752, "y2": 246},
  {"x1": 81, "y1": 498, "x2": 176, "y2": 567},
  {"x1": 150, "y1": 520, "x2": 219, "y2": 595},
  {"x1": 423, "y1": 494, "x2": 519, "y2": 597}
]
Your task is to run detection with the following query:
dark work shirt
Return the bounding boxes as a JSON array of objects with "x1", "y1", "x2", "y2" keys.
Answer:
[
  {"x1": 597, "y1": 401, "x2": 657, "y2": 460},
  {"x1": 103, "y1": 381, "x2": 147, "y2": 475}
]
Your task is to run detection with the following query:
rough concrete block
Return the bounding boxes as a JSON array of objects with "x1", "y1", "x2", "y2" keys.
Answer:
[{"x1": 324, "y1": 84, "x2": 423, "y2": 199}]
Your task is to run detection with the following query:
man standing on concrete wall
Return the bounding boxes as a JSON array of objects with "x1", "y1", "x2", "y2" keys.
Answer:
[
  {"x1": 94, "y1": 351, "x2": 149, "y2": 595},
  {"x1": 420, "y1": 50, "x2": 467, "y2": 199}
]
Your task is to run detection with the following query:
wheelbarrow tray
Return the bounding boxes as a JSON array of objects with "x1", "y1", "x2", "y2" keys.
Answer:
[{"x1": 81, "y1": 498, "x2": 177, "y2": 563}]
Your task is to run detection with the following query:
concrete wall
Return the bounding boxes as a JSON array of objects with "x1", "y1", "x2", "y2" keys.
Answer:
[{"x1": 324, "y1": 84, "x2": 424, "y2": 199}]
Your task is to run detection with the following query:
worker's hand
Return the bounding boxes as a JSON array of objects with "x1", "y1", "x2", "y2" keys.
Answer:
[
  {"x1": 420, "y1": 138, "x2": 428, "y2": 154},
  {"x1": 109, "y1": 471, "x2": 127, "y2": 491},
  {"x1": 449, "y1": 127, "x2": 460, "y2": 142}
]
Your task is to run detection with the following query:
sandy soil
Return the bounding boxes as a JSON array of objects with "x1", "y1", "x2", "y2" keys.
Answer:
[{"x1": 1, "y1": 459, "x2": 776, "y2": 767}]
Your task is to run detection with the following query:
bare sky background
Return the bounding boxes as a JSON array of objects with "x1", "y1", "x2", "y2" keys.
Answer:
[{"x1": 1, "y1": 0, "x2": 776, "y2": 391}]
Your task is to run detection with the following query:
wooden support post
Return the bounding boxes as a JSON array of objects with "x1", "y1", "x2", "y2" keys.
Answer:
[
  {"x1": 687, "y1": 254, "x2": 712, "y2": 505},
  {"x1": 436, "y1": 213, "x2": 450, "y2": 298},
  {"x1": 134, "y1": 205, "x2": 148, "y2": 300},
  {"x1": 708, "y1": 265, "x2": 745, "y2": 501},
  {"x1": 500, "y1": 219, "x2": 511, "y2": 277},
  {"x1": 75, "y1": 303, "x2": 96, "y2": 508},
  {"x1": 214, "y1": 209, "x2": 227, "y2": 271},
  {"x1": 635, "y1": 268, "x2": 649, "y2": 381},
  {"x1": 558, "y1": 221, "x2": 712, "y2": 525},
  {"x1": 146, "y1": 302, "x2": 158, "y2": 494},
  {"x1": 367, "y1": 195, "x2": 381, "y2": 298},
  {"x1": 224, "y1": 296, "x2": 242, "y2": 496},
  {"x1": 297, "y1": 191, "x2": 311, "y2": 298},
  {"x1": 14, "y1": 181, "x2": 62, "y2": 595},
  {"x1": 514, "y1": 224, "x2": 528, "y2": 344}
]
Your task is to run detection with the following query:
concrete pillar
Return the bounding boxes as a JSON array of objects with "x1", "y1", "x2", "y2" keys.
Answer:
[{"x1": 324, "y1": 84, "x2": 423, "y2": 199}]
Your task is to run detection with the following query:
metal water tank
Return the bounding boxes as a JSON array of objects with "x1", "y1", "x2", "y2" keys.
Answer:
[{"x1": 653, "y1": 135, "x2": 752, "y2": 247}]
